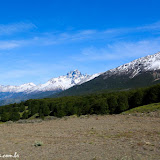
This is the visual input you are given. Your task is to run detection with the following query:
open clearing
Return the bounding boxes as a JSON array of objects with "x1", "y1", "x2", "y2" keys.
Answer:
[{"x1": 0, "y1": 114, "x2": 159, "y2": 160}]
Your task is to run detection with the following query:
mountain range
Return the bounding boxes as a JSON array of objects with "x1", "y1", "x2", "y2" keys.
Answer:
[
  {"x1": 0, "y1": 70, "x2": 100, "y2": 93},
  {"x1": 1, "y1": 52, "x2": 160, "y2": 105},
  {"x1": 0, "y1": 70, "x2": 100, "y2": 105},
  {"x1": 53, "y1": 52, "x2": 160, "y2": 97}
]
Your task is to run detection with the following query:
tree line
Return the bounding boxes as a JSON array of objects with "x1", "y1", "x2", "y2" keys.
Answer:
[{"x1": 0, "y1": 83, "x2": 160, "y2": 122}]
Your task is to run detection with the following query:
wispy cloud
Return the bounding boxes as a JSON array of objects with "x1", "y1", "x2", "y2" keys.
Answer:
[
  {"x1": 103, "y1": 21, "x2": 160, "y2": 35},
  {"x1": 72, "y1": 38, "x2": 160, "y2": 62},
  {"x1": 26, "y1": 21, "x2": 160, "y2": 46},
  {"x1": 0, "y1": 40, "x2": 26, "y2": 50},
  {"x1": 0, "y1": 41, "x2": 20, "y2": 50},
  {"x1": 0, "y1": 22, "x2": 36, "y2": 35},
  {"x1": 137, "y1": 21, "x2": 160, "y2": 31},
  {"x1": 1, "y1": 21, "x2": 160, "y2": 51},
  {"x1": 30, "y1": 29, "x2": 98, "y2": 46}
]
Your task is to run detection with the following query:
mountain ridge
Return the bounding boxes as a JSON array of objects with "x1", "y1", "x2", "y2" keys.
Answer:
[{"x1": 103, "y1": 51, "x2": 160, "y2": 79}]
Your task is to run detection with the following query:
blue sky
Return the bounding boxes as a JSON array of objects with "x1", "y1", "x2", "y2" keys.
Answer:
[{"x1": 0, "y1": 0, "x2": 160, "y2": 85}]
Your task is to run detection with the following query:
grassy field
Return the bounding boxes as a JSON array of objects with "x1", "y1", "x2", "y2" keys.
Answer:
[{"x1": 123, "y1": 102, "x2": 160, "y2": 114}]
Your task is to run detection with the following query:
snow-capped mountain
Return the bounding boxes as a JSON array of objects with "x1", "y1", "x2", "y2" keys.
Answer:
[
  {"x1": 0, "y1": 83, "x2": 36, "y2": 93},
  {"x1": 30, "y1": 70, "x2": 101, "y2": 92},
  {"x1": 55, "y1": 52, "x2": 160, "y2": 97},
  {"x1": 103, "y1": 51, "x2": 160, "y2": 78},
  {"x1": 0, "y1": 70, "x2": 100, "y2": 93}
]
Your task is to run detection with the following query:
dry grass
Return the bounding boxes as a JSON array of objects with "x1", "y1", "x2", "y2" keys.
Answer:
[{"x1": 0, "y1": 114, "x2": 159, "y2": 160}]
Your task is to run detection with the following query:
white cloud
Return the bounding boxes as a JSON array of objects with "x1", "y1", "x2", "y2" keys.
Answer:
[
  {"x1": 137, "y1": 21, "x2": 160, "y2": 31},
  {"x1": 0, "y1": 22, "x2": 36, "y2": 35},
  {"x1": 0, "y1": 41, "x2": 20, "y2": 50},
  {"x1": 0, "y1": 40, "x2": 26, "y2": 50},
  {"x1": 73, "y1": 38, "x2": 160, "y2": 62}
]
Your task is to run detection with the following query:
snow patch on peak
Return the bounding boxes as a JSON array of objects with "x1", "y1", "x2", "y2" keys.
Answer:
[
  {"x1": 78, "y1": 73, "x2": 102, "y2": 85},
  {"x1": 19, "y1": 83, "x2": 36, "y2": 87},
  {"x1": 150, "y1": 61, "x2": 160, "y2": 70},
  {"x1": 103, "y1": 52, "x2": 160, "y2": 79},
  {"x1": 0, "y1": 82, "x2": 36, "y2": 93},
  {"x1": 66, "y1": 69, "x2": 82, "y2": 77}
]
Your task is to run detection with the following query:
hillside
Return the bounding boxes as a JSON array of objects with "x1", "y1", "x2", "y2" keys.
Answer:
[{"x1": 123, "y1": 102, "x2": 160, "y2": 116}]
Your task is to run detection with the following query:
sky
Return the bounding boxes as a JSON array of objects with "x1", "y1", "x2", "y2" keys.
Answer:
[{"x1": 0, "y1": 0, "x2": 160, "y2": 85}]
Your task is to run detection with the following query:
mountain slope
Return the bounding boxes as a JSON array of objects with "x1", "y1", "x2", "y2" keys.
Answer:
[{"x1": 53, "y1": 52, "x2": 160, "y2": 97}]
